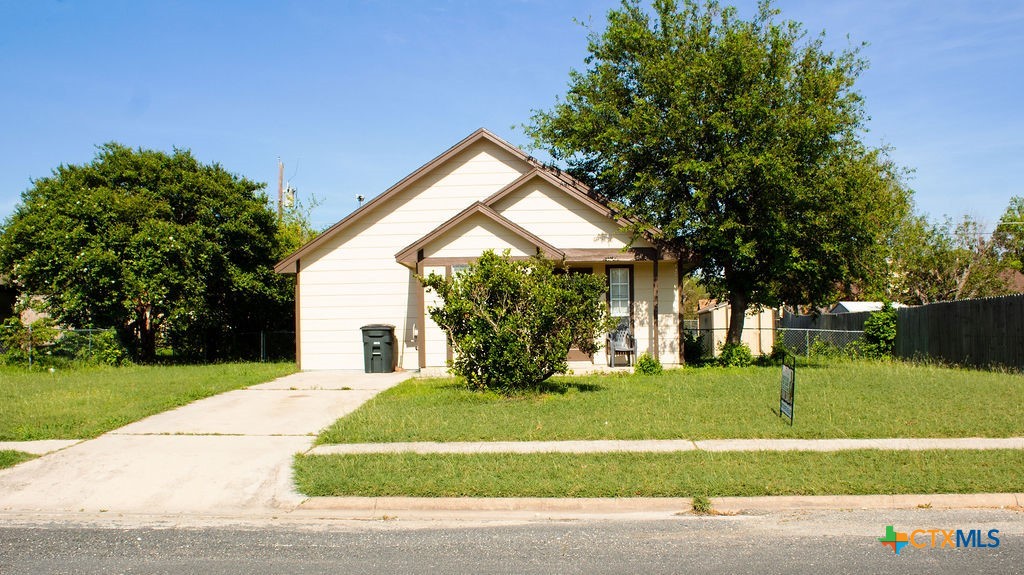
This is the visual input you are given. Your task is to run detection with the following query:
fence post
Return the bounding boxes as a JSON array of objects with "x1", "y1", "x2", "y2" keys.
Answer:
[
  {"x1": 805, "y1": 330, "x2": 810, "y2": 362},
  {"x1": 260, "y1": 330, "x2": 266, "y2": 363},
  {"x1": 28, "y1": 324, "x2": 33, "y2": 368}
]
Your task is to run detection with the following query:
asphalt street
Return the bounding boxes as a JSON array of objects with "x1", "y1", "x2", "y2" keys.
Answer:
[{"x1": 1, "y1": 508, "x2": 1021, "y2": 574}]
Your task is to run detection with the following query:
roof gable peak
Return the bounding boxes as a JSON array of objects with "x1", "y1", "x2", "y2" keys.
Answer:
[
  {"x1": 394, "y1": 201, "x2": 564, "y2": 266},
  {"x1": 275, "y1": 128, "x2": 535, "y2": 273}
]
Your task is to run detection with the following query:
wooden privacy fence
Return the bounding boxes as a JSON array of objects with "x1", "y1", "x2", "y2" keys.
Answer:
[
  {"x1": 780, "y1": 310, "x2": 874, "y2": 331},
  {"x1": 895, "y1": 294, "x2": 1024, "y2": 369}
]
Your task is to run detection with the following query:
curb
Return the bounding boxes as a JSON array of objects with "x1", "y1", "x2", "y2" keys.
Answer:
[
  {"x1": 293, "y1": 493, "x2": 1024, "y2": 520},
  {"x1": 712, "y1": 493, "x2": 1023, "y2": 513},
  {"x1": 0, "y1": 494, "x2": 1018, "y2": 527}
]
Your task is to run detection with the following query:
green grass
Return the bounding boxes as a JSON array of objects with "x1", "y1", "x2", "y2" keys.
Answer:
[
  {"x1": 294, "y1": 449, "x2": 1024, "y2": 497},
  {"x1": 0, "y1": 450, "x2": 37, "y2": 469},
  {"x1": 316, "y1": 361, "x2": 1024, "y2": 443},
  {"x1": 0, "y1": 362, "x2": 296, "y2": 440}
]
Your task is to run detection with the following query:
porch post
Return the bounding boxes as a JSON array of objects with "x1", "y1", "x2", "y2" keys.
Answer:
[
  {"x1": 294, "y1": 259, "x2": 301, "y2": 370},
  {"x1": 677, "y1": 260, "x2": 686, "y2": 365},
  {"x1": 652, "y1": 253, "x2": 660, "y2": 357},
  {"x1": 416, "y1": 260, "x2": 427, "y2": 369}
]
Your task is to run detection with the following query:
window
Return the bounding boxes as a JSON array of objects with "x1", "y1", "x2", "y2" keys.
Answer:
[
  {"x1": 608, "y1": 267, "x2": 631, "y2": 319},
  {"x1": 451, "y1": 264, "x2": 469, "y2": 277}
]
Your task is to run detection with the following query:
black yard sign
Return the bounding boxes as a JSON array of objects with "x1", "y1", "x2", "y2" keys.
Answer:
[{"x1": 779, "y1": 354, "x2": 795, "y2": 425}]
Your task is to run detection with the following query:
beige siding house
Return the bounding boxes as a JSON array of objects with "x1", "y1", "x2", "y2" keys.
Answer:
[
  {"x1": 696, "y1": 303, "x2": 777, "y2": 356},
  {"x1": 275, "y1": 129, "x2": 686, "y2": 372}
]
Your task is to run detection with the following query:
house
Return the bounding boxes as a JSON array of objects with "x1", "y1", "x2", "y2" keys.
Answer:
[
  {"x1": 695, "y1": 302, "x2": 776, "y2": 356},
  {"x1": 274, "y1": 129, "x2": 687, "y2": 372},
  {"x1": 829, "y1": 301, "x2": 904, "y2": 314}
]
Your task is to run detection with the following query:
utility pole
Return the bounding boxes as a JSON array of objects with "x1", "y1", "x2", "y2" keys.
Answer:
[{"x1": 277, "y1": 158, "x2": 284, "y2": 219}]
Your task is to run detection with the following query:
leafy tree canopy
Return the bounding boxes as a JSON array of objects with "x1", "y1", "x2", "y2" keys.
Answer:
[
  {"x1": 277, "y1": 188, "x2": 324, "y2": 255},
  {"x1": 995, "y1": 196, "x2": 1024, "y2": 273},
  {"x1": 420, "y1": 250, "x2": 614, "y2": 392},
  {"x1": 0, "y1": 143, "x2": 294, "y2": 361},
  {"x1": 860, "y1": 301, "x2": 897, "y2": 358},
  {"x1": 884, "y1": 214, "x2": 1011, "y2": 305},
  {"x1": 527, "y1": 0, "x2": 911, "y2": 344}
]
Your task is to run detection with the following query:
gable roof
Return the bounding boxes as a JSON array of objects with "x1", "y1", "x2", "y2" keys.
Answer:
[
  {"x1": 830, "y1": 301, "x2": 906, "y2": 314},
  {"x1": 483, "y1": 168, "x2": 636, "y2": 230},
  {"x1": 274, "y1": 128, "x2": 636, "y2": 274},
  {"x1": 395, "y1": 202, "x2": 564, "y2": 266}
]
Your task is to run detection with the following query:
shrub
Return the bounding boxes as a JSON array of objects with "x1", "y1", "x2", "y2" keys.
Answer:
[
  {"x1": 717, "y1": 342, "x2": 753, "y2": 367},
  {"x1": 0, "y1": 317, "x2": 59, "y2": 366},
  {"x1": 47, "y1": 330, "x2": 89, "y2": 365},
  {"x1": 756, "y1": 335, "x2": 792, "y2": 366},
  {"x1": 634, "y1": 352, "x2": 663, "y2": 375},
  {"x1": 808, "y1": 337, "x2": 843, "y2": 358},
  {"x1": 682, "y1": 330, "x2": 707, "y2": 363},
  {"x1": 861, "y1": 302, "x2": 897, "y2": 358},
  {"x1": 420, "y1": 250, "x2": 614, "y2": 392},
  {"x1": 83, "y1": 330, "x2": 132, "y2": 366},
  {"x1": 1, "y1": 320, "x2": 131, "y2": 367}
]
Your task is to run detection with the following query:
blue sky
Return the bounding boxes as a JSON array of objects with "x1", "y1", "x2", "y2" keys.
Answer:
[{"x1": 2, "y1": 0, "x2": 1022, "y2": 231}]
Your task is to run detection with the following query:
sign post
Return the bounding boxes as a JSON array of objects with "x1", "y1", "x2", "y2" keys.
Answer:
[{"x1": 779, "y1": 354, "x2": 795, "y2": 425}]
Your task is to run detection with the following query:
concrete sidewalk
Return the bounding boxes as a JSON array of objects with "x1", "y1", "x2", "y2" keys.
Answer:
[
  {"x1": 0, "y1": 370, "x2": 409, "y2": 516},
  {"x1": 308, "y1": 436, "x2": 1024, "y2": 455}
]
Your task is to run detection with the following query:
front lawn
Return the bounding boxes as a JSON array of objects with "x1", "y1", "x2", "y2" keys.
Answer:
[
  {"x1": 317, "y1": 361, "x2": 1024, "y2": 443},
  {"x1": 294, "y1": 449, "x2": 1024, "y2": 497},
  {"x1": 0, "y1": 362, "x2": 296, "y2": 440}
]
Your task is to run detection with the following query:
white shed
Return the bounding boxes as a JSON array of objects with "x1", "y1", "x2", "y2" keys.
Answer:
[{"x1": 696, "y1": 303, "x2": 776, "y2": 356}]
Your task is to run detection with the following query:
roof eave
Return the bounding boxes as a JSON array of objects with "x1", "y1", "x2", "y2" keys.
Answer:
[{"x1": 273, "y1": 128, "x2": 532, "y2": 274}]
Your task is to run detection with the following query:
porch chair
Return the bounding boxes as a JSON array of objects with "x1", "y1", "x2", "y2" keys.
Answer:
[{"x1": 606, "y1": 321, "x2": 636, "y2": 367}]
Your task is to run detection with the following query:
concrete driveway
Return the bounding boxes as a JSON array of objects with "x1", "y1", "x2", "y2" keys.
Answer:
[{"x1": 0, "y1": 370, "x2": 409, "y2": 516}]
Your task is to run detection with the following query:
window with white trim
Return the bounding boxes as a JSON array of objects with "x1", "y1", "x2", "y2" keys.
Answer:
[{"x1": 608, "y1": 267, "x2": 631, "y2": 319}]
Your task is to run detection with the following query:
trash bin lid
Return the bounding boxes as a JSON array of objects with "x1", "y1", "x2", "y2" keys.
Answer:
[{"x1": 361, "y1": 324, "x2": 395, "y2": 331}]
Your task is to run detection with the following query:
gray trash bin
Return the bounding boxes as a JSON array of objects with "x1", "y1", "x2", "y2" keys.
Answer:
[{"x1": 360, "y1": 324, "x2": 395, "y2": 373}]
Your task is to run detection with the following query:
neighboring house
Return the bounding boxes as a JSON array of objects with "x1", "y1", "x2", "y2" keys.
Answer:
[
  {"x1": 0, "y1": 280, "x2": 47, "y2": 325},
  {"x1": 696, "y1": 302, "x2": 776, "y2": 357},
  {"x1": 999, "y1": 269, "x2": 1024, "y2": 293},
  {"x1": 829, "y1": 301, "x2": 905, "y2": 314},
  {"x1": 275, "y1": 129, "x2": 687, "y2": 372}
]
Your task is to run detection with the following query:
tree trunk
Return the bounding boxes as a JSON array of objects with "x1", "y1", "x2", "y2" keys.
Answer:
[
  {"x1": 726, "y1": 292, "x2": 748, "y2": 346},
  {"x1": 133, "y1": 304, "x2": 158, "y2": 363},
  {"x1": 139, "y1": 324, "x2": 157, "y2": 363}
]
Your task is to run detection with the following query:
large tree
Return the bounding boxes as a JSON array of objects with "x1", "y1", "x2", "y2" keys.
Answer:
[
  {"x1": 994, "y1": 196, "x2": 1024, "y2": 273},
  {"x1": 0, "y1": 143, "x2": 293, "y2": 361},
  {"x1": 886, "y1": 214, "x2": 1011, "y2": 304},
  {"x1": 527, "y1": 0, "x2": 911, "y2": 344}
]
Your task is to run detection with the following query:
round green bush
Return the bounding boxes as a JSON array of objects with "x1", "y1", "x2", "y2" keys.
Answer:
[
  {"x1": 634, "y1": 352, "x2": 663, "y2": 375},
  {"x1": 717, "y1": 342, "x2": 753, "y2": 367},
  {"x1": 861, "y1": 302, "x2": 897, "y2": 358}
]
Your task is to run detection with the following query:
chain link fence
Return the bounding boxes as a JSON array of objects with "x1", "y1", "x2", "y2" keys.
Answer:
[
  {"x1": 682, "y1": 326, "x2": 866, "y2": 362},
  {"x1": 1, "y1": 323, "x2": 296, "y2": 367},
  {"x1": 218, "y1": 330, "x2": 296, "y2": 363},
  {"x1": 777, "y1": 328, "x2": 866, "y2": 359},
  {"x1": 0, "y1": 325, "x2": 127, "y2": 368}
]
